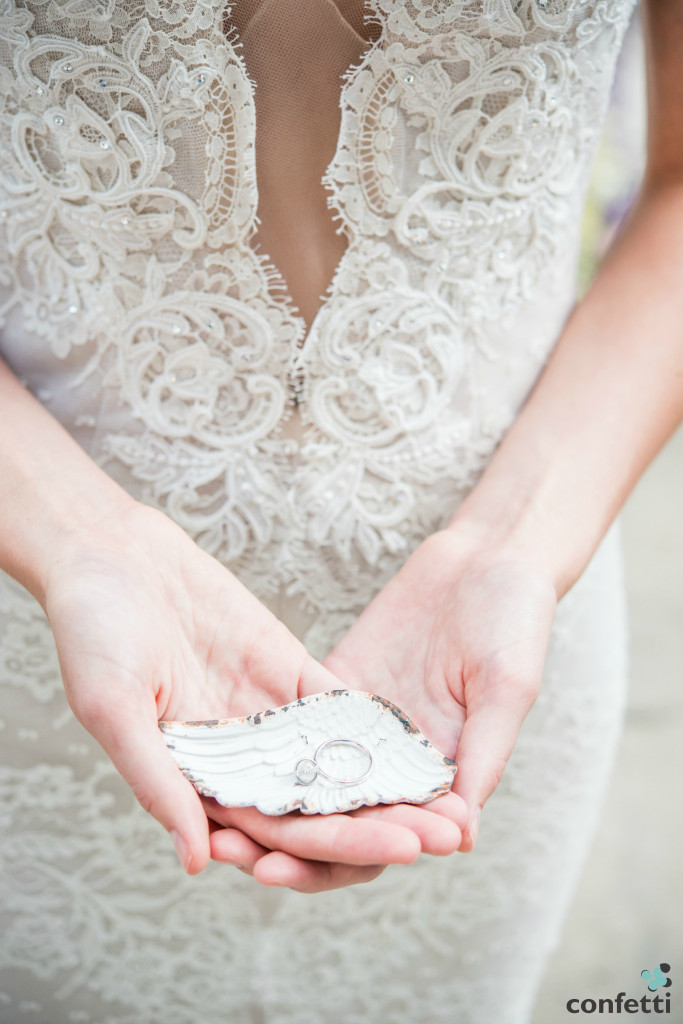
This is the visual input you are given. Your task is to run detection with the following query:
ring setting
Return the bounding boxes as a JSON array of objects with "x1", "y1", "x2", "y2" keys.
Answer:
[{"x1": 294, "y1": 738, "x2": 373, "y2": 787}]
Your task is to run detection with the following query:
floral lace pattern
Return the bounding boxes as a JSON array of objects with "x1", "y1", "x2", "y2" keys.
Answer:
[
  {"x1": 0, "y1": 1, "x2": 635, "y2": 1020},
  {"x1": 0, "y1": 0, "x2": 636, "y2": 614}
]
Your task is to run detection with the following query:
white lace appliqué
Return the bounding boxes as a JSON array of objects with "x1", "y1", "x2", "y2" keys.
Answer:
[{"x1": 0, "y1": 0, "x2": 636, "y2": 617}]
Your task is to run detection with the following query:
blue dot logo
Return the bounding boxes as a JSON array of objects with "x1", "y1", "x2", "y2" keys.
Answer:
[{"x1": 641, "y1": 963, "x2": 671, "y2": 992}]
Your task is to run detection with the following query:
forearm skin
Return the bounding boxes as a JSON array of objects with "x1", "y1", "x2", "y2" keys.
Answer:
[
  {"x1": 0, "y1": 359, "x2": 136, "y2": 607},
  {"x1": 449, "y1": 185, "x2": 683, "y2": 598}
]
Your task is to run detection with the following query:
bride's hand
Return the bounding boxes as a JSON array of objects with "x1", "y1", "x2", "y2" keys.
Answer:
[
  {"x1": 319, "y1": 527, "x2": 558, "y2": 854},
  {"x1": 45, "y1": 502, "x2": 462, "y2": 884}
]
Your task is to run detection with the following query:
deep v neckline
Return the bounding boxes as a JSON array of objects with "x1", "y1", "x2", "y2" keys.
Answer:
[{"x1": 220, "y1": 0, "x2": 384, "y2": 354}]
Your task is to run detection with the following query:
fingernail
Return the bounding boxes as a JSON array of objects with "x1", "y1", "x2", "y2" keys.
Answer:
[
  {"x1": 469, "y1": 807, "x2": 481, "y2": 848},
  {"x1": 171, "y1": 829, "x2": 191, "y2": 872}
]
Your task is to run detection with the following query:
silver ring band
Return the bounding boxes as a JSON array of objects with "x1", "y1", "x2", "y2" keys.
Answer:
[{"x1": 295, "y1": 738, "x2": 374, "y2": 786}]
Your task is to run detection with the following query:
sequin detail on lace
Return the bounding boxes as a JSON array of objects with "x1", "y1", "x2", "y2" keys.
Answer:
[{"x1": 0, "y1": 0, "x2": 636, "y2": 618}]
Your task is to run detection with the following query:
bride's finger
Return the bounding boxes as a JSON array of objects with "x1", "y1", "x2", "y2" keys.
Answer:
[
  {"x1": 209, "y1": 826, "x2": 269, "y2": 873},
  {"x1": 71, "y1": 689, "x2": 211, "y2": 874},
  {"x1": 421, "y1": 790, "x2": 470, "y2": 827},
  {"x1": 349, "y1": 801, "x2": 462, "y2": 856},
  {"x1": 452, "y1": 682, "x2": 540, "y2": 851},
  {"x1": 252, "y1": 851, "x2": 385, "y2": 893},
  {"x1": 206, "y1": 803, "x2": 422, "y2": 866},
  {"x1": 355, "y1": 790, "x2": 469, "y2": 827}
]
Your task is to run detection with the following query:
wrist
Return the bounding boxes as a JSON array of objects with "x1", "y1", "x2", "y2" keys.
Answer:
[
  {"x1": 0, "y1": 359, "x2": 142, "y2": 608},
  {"x1": 443, "y1": 493, "x2": 571, "y2": 601},
  {"x1": 7, "y1": 467, "x2": 139, "y2": 611},
  {"x1": 414, "y1": 521, "x2": 557, "y2": 607}
]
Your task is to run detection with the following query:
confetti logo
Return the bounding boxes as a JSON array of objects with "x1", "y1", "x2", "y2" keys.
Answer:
[{"x1": 566, "y1": 967, "x2": 672, "y2": 1014}]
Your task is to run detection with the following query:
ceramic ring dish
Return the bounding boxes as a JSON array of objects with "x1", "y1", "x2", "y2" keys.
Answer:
[{"x1": 159, "y1": 689, "x2": 457, "y2": 815}]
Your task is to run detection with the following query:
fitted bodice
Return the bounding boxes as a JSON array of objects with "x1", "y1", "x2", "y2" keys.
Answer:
[{"x1": 0, "y1": 0, "x2": 637, "y2": 628}]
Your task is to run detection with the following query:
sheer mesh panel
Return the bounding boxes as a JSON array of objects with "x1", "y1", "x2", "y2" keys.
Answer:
[{"x1": 224, "y1": 1, "x2": 380, "y2": 331}]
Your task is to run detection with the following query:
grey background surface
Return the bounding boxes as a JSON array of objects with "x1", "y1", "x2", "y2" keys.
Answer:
[{"x1": 533, "y1": 427, "x2": 683, "y2": 1021}]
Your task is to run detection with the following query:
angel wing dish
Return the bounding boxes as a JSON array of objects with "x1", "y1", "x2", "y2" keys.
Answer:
[{"x1": 159, "y1": 689, "x2": 457, "y2": 815}]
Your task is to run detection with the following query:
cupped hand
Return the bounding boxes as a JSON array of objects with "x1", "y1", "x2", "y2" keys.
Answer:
[
  {"x1": 45, "y1": 501, "x2": 463, "y2": 885},
  {"x1": 321, "y1": 527, "x2": 558, "y2": 852},
  {"x1": 205, "y1": 789, "x2": 466, "y2": 892}
]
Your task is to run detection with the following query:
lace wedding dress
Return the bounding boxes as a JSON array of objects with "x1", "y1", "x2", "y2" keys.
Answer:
[{"x1": 0, "y1": 1, "x2": 636, "y2": 1021}]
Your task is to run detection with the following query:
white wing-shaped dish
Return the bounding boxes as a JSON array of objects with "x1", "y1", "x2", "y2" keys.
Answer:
[{"x1": 159, "y1": 689, "x2": 457, "y2": 815}]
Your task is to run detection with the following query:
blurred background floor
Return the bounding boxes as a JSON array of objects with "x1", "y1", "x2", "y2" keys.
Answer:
[{"x1": 532, "y1": 426, "x2": 683, "y2": 1021}]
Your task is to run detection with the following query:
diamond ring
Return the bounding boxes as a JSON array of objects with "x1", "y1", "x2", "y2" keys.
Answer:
[{"x1": 294, "y1": 738, "x2": 374, "y2": 786}]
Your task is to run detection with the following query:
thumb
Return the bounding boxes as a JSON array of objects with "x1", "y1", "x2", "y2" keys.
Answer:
[
  {"x1": 452, "y1": 677, "x2": 539, "y2": 851},
  {"x1": 77, "y1": 692, "x2": 211, "y2": 874}
]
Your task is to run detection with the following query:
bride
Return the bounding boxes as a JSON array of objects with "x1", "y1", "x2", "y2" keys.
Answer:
[{"x1": 0, "y1": 1, "x2": 680, "y2": 1021}]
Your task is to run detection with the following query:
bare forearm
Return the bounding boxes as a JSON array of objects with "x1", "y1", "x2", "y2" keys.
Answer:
[
  {"x1": 0, "y1": 359, "x2": 135, "y2": 605},
  {"x1": 449, "y1": 185, "x2": 683, "y2": 597}
]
